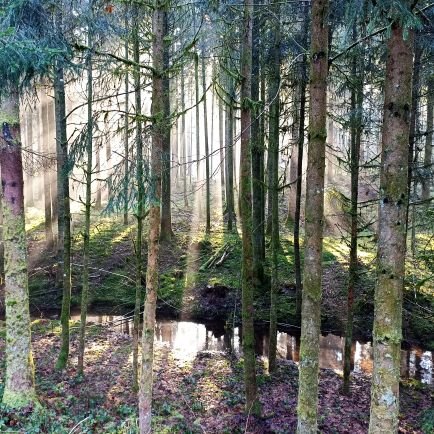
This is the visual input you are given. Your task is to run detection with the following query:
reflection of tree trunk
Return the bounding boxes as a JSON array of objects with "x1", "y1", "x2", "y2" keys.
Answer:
[
  {"x1": 297, "y1": 0, "x2": 329, "y2": 431},
  {"x1": 369, "y1": 21, "x2": 414, "y2": 434},
  {"x1": 0, "y1": 90, "x2": 38, "y2": 408}
]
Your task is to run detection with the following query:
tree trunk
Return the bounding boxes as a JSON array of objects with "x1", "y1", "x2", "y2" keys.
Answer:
[
  {"x1": 25, "y1": 114, "x2": 34, "y2": 207},
  {"x1": 180, "y1": 68, "x2": 188, "y2": 207},
  {"x1": 138, "y1": 3, "x2": 164, "y2": 432},
  {"x1": 41, "y1": 93, "x2": 53, "y2": 249},
  {"x1": 55, "y1": 62, "x2": 72, "y2": 372},
  {"x1": 296, "y1": 0, "x2": 329, "y2": 432},
  {"x1": 251, "y1": 0, "x2": 265, "y2": 289},
  {"x1": 132, "y1": 4, "x2": 145, "y2": 391},
  {"x1": 195, "y1": 53, "x2": 200, "y2": 183},
  {"x1": 343, "y1": 50, "x2": 364, "y2": 394},
  {"x1": 368, "y1": 19, "x2": 414, "y2": 434},
  {"x1": 267, "y1": 0, "x2": 281, "y2": 374},
  {"x1": 0, "y1": 90, "x2": 38, "y2": 409},
  {"x1": 78, "y1": 13, "x2": 94, "y2": 375},
  {"x1": 123, "y1": 8, "x2": 130, "y2": 226},
  {"x1": 202, "y1": 50, "x2": 211, "y2": 233},
  {"x1": 225, "y1": 72, "x2": 235, "y2": 231},
  {"x1": 218, "y1": 95, "x2": 225, "y2": 206},
  {"x1": 422, "y1": 77, "x2": 434, "y2": 202},
  {"x1": 240, "y1": 0, "x2": 259, "y2": 415},
  {"x1": 160, "y1": 11, "x2": 172, "y2": 241}
]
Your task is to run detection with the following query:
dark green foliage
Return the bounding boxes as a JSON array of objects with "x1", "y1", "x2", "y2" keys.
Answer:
[{"x1": 0, "y1": 0, "x2": 68, "y2": 92}]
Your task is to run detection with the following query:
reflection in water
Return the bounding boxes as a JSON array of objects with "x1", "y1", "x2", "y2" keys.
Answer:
[{"x1": 71, "y1": 314, "x2": 433, "y2": 384}]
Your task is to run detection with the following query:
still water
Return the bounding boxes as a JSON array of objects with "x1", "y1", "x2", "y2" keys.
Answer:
[{"x1": 71, "y1": 314, "x2": 433, "y2": 385}]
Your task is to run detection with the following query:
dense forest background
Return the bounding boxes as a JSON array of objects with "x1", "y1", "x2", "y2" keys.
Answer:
[{"x1": 0, "y1": 0, "x2": 433, "y2": 433}]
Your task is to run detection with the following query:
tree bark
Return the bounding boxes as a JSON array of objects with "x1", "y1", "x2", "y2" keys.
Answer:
[
  {"x1": 225, "y1": 71, "x2": 235, "y2": 231},
  {"x1": 138, "y1": 2, "x2": 164, "y2": 432},
  {"x1": 240, "y1": 0, "x2": 260, "y2": 415},
  {"x1": 296, "y1": 0, "x2": 329, "y2": 432},
  {"x1": 0, "y1": 90, "x2": 38, "y2": 409},
  {"x1": 368, "y1": 19, "x2": 414, "y2": 434},
  {"x1": 123, "y1": 7, "x2": 130, "y2": 226}
]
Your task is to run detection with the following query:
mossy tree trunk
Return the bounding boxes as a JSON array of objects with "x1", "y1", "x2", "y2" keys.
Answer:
[
  {"x1": 240, "y1": 0, "x2": 260, "y2": 416},
  {"x1": 267, "y1": 0, "x2": 281, "y2": 374},
  {"x1": 138, "y1": 2, "x2": 164, "y2": 432},
  {"x1": 180, "y1": 67, "x2": 188, "y2": 207},
  {"x1": 218, "y1": 95, "x2": 225, "y2": 206},
  {"x1": 296, "y1": 0, "x2": 329, "y2": 432},
  {"x1": 368, "y1": 18, "x2": 414, "y2": 434},
  {"x1": 0, "y1": 90, "x2": 38, "y2": 409},
  {"x1": 78, "y1": 9, "x2": 94, "y2": 375}
]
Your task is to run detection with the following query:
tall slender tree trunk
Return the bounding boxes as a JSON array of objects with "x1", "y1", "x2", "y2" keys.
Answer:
[
  {"x1": 0, "y1": 90, "x2": 38, "y2": 408},
  {"x1": 138, "y1": 3, "x2": 164, "y2": 432},
  {"x1": 422, "y1": 77, "x2": 434, "y2": 202},
  {"x1": 195, "y1": 54, "x2": 200, "y2": 183},
  {"x1": 180, "y1": 69, "x2": 188, "y2": 207},
  {"x1": 123, "y1": 9, "x2": 130, "y2": 226},
  {"x1": 296, "y1": 1, "x2": 329, "y2": 432},
  {"x1": 240, "y1": 0, "x2": 259, "y2": 416},
  {"x1": 218, "y1": 96, "x2": 226, "y2": 206},
  {"x1": 132, "y1": 4, "x2": 145, "y2": 391},
  {"x1": 343, "y1": 51, "x2": 364, "y2": 394},
  {"x1": 41, "y1": 93, "x2": 54, "y2": 249},
  {"x1": 225, "y1": 73, "x2": 235, "y2": 231},
  {"x1": 293, "y1": 2, "x2": 309, "y2": 322},
  {"x1": 201, "y1": 50, "x2": 211, "y2": 233},
  {"x1": 78, "y1": 12, "x2": 94, "y2": 375},
  {"x1": 368, "y1": 18, "x2": 414, "y2": 434},
  {"x1": 267, "y1": 0, "x2": 281, "y2": 374},
  {"x1": 251, "y1": 0, "x2": 265, "y2": 289},
  {"x1": 160, "y1": 11, "x2": 172, "y2": 241},
  {"x1": 55, "y1": 61, "x2": 72, "y2": 371},
  {"x1": 25, "y1": 114, "x2": 34, "y2": 207}
]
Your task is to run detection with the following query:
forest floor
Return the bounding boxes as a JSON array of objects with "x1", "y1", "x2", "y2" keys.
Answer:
[{"x1": 0, "y1": 320, "x2": 433, "y2": 433}]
